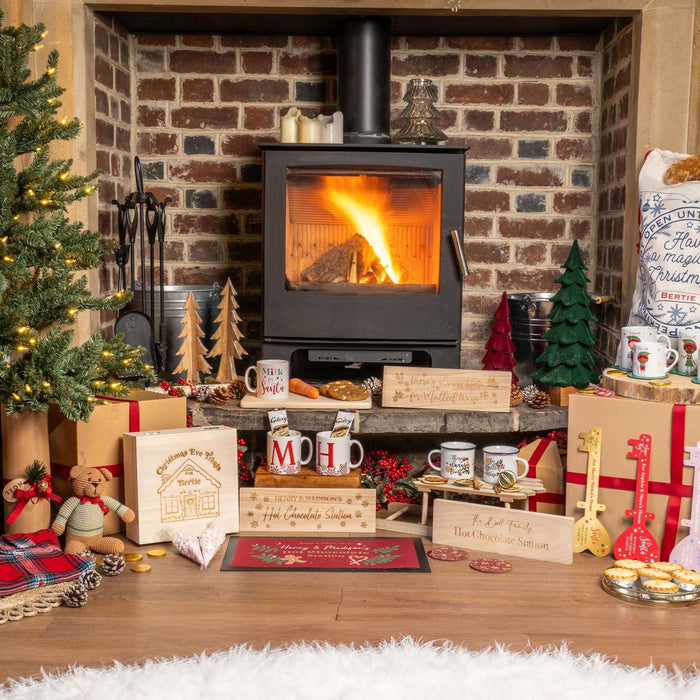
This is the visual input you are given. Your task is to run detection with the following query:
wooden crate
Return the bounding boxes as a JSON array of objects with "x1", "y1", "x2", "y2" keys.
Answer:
[{"x1": 123, "y1": 426, "x2": 239, "y2": 544}]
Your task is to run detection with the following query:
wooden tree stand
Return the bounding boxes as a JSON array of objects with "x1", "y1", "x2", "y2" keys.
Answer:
[{"x1": 547, "y1": 385, "x2": 579, "y2": 406}]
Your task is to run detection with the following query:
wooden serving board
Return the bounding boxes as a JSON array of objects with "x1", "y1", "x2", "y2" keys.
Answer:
[
  {"x1": 600, "y1": 368, "x2": 700, "y2": 404},
  {"x1": 253, "y1": 465, "x2": 362, "y2": 489},
  {"x1": 239, "y1": 391, "x2": 372, "y2": 410}
]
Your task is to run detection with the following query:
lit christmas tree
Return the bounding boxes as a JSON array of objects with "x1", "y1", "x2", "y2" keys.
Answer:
[
  {"x1": 0, "y1": 13, "x2": 154, "y2": 421},
  {"x1": 531, "y1": 240, "x2": 601, "y2": 388},
  {"x1": 482, "y1": 291, "x2": 518, "y2": 384}
]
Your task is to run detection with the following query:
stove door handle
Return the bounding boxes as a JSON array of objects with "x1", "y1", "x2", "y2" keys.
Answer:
[{"x1": 450, "y1": 229, "x2": 469, "y2": 280}]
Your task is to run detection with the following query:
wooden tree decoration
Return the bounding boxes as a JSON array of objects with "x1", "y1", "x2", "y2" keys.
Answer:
[
  {"x1": 173, "y1": 292, "x2": 212, "y2": 384},
  {"x1": 482, "y1": 291, "x2": 518, "y2": 384},
  {"x1": 207, "y1": 278, "x2": 248, "y2": 382},
  {"x1": 531, "y1": 240, "x2": 601, "y2": 388}
]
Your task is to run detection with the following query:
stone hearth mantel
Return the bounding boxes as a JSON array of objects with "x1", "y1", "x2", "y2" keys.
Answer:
[{"x1": 190, "y1": 399, "x2": 568, "y2": 435}]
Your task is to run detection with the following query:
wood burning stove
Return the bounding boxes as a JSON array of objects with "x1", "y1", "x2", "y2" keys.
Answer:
[{"x1": 260, "y1": 143, "x2": 468, "y2": 373}]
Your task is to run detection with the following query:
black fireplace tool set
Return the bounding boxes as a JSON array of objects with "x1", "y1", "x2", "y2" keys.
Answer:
[{"x1": 112, "y1": 156, "x2": 171, "y2": 375}]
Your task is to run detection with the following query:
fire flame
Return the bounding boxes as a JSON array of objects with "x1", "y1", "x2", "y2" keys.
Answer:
[{"x1": 321, "y1": 175, "x2": 398, "y2": 283}]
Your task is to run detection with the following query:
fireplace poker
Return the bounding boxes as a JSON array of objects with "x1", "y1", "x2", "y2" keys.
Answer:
[
  {"x1": 154, "y1": 195, "x2": 171, "y2": 373},
  {"x1": 145, "y1": 194, "x2": 159, "y2": 328},
  {"x1": 134, "y1": 156, "x2": 148, "y2": 314}
]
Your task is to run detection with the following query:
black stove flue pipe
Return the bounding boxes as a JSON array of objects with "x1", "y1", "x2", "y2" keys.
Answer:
[{"x1": 337, "y1": 16, "x2": 391, "y2": 144}]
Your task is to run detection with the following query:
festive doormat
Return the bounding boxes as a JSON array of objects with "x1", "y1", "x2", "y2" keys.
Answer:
[{"x1": 220, "y1": 537, "x2": 430, "y2": 572}]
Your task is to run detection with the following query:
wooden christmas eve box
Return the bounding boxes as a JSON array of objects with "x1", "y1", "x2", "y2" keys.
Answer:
[{"x1": 254, "y1": 465, "x2": 361, "y2": 489}]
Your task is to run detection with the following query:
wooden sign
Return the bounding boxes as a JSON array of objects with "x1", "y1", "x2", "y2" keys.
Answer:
[
  {"x1": 432, "y1": 500, "x2": 574, "y2": 564},
  {"x1": 381, "y1": 366, "x2": 511, "y2": 412},
  {"x1": 123, "y1": 426, "x2": 239, "y2": 545},
  {"x1": 239, "y1": 488, "x2": 376, "y2": 533}
]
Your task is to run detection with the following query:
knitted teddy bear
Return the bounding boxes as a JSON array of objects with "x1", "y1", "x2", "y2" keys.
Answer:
[{"x1": 51, "y1": 465, "x2": 135, "y2": 555}]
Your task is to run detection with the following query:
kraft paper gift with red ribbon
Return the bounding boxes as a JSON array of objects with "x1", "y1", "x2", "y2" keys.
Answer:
[
  {"x1": 48, "y1": 391, "x2": 187, "y2": 534},
  {"x1": 565, "y1": 393, "x2": 694, "y2": 560},
  {"x1": 518, "y1": 438, "x2": 565, "y2": 515}
]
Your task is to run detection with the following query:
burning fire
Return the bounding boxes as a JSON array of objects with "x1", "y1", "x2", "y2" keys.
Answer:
[{"x1": 321, "y1": 175, "x2": 398, "y2": 283}]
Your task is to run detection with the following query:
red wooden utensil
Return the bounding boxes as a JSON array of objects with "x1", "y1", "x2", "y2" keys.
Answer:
[
  {"x1": 669, "y1": 440, "x2": 700, "y2": 571},
  {"x1": 613, "y1": 433, "x2": 660, "y2": 563}
]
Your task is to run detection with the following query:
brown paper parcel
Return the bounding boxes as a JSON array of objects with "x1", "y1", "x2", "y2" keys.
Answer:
[
  {"x1": 518, "y1": 438, "x2": 565, "y2": 515},
  {"x1": 566, "y1": 393, "x2": 694, "y2": 560},
  {"x1": 48, "y1": 391, "x2": 187, "y2": 534}
]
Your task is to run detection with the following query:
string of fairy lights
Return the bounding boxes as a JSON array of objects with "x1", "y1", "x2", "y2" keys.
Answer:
[{"x1": 0, "y1": 25, "x2": 154, "y2": 415}]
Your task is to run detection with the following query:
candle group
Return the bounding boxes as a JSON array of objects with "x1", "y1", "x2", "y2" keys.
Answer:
[{"x1": 280, "y1": 108, "x2": 343, "y2": 144}]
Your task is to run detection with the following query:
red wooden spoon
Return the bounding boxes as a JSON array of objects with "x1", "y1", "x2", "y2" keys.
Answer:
[{"x1": 613, "y1": 434, "x2": 660, "y2": 563}]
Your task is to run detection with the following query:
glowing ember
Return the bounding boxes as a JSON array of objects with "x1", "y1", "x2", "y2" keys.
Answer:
[{"x1": 321, "y1": 175, "x2": 398, "y2": 283}]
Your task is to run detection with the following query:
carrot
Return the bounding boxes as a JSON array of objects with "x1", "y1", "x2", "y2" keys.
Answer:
[{"x1": 289, "y1": 378, "x2": 320, "y2": 399}]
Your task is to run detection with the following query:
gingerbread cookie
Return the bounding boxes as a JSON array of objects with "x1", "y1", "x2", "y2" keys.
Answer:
[{"x1": 321, "y1": 380, "x2": 369, "y2": 402}]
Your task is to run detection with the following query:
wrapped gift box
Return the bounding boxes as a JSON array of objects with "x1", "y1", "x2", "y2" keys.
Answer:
[
  {"x1": 48, "y1": 391, "x2": 187, "y2": 534},
  {"x1": 566, "y1": 393, "x2": 694, "y2": 560},
  {"x1": 123, "y1": 425, "x2": 239, "y2": 545},
  {"x1": 519, "y1": 438, "x2": 565, "y2": 515}
]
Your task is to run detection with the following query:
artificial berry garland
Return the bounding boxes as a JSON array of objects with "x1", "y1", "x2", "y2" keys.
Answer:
[{"x1": 360, "y1": 447, "x2": 428, "y2": 510}]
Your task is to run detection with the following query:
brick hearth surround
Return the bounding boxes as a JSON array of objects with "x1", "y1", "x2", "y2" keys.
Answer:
[{"x1": 2, "y1": 1, "x2": 698, "y2": 370}]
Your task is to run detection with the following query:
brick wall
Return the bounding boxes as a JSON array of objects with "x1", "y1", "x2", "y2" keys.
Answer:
[
  {"x1": 596, "y1": 19, "x2": 633, "y2": 363},
  {"x1": 93, "y1": 17, "x2": 617, "y2": 371}
]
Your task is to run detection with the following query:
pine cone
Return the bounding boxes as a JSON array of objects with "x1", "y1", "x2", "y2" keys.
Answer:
[
  {"x1": 529, "y1": 390, "x2": 550, "y2": 409},
  {"x1": 62, "y1": 582, "x2": 88, "y2": 608},
  {"x1": 521, "y1": 384, "x2": 538, "y2": 403},
  {"x1": 75, "y1": 548, "x2": 96, "y2": 562},
  {"x1": 208, "y1": 386, "x2": 231, "y2": 405},
  {"x1": 362, "y1": 376, "x2": 383, "y2": 396},
  {"x1": 78, "y1": 569, "x2": 102, "y2": 591},
  {"x1": 509, "y1": 384, "x2": 524, "y2": 407},
  {"x1": 227, "y1": 379, "x2": 247, "y2": 400},
  {"x1": 101, "y1": 553, "x2": 126, "y2": 576},
  {"x1": 194, "y1": 385, "x2": 213, "y2": 402}
]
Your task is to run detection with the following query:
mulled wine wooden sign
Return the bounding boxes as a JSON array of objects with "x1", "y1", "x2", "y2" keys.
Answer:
[
  {"x1": 381, "y1": 367, "x2": 511, "y2": 412},
  {"x1": 432, "y1": 500, "x2": 574, "y2": 564},
  {"x1": 239, "y1": 488, "x2": 376, "y2": 533}
]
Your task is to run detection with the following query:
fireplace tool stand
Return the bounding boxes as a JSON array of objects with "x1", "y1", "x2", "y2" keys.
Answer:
[{"x1": 112, "y1": 156, "x2": 171, "y2": 374}]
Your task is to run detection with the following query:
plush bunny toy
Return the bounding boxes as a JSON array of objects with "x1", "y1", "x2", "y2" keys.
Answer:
[{"x1": 51, "y1": 465, "x2": 135, "y2": 554}]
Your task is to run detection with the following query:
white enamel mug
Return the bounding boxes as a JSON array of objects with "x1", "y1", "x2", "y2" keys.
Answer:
[
  {"x1": 428, "y1": 441, "x2": 475, "y2": 480},
  {"x1": 481, "y1": 445, "x2": 529, "y2": 485}
]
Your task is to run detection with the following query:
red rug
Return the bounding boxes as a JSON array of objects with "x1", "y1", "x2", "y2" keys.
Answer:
[{"x1": 220, "y1": 537, "x2": 430, "y2": 572}]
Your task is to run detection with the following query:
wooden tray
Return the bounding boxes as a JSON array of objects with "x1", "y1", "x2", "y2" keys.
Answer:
[
  {"x1": 239, "y1": 392, "x2": 372, "y2": 410},
  {"x1": 600, "y1": 368, "x2": 700, "y2": 404}
]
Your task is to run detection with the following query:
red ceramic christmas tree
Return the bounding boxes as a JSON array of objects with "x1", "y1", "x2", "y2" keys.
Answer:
[{"x1": 482, "y1": 291, "x2": 518, "y2": 384}]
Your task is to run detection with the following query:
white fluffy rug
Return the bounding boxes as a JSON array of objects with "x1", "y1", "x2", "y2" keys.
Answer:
[{"x1": 2, "y1": 638, "x2": 699, "y2": 699}]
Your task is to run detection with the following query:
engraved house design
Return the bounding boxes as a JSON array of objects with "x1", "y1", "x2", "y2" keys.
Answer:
[{"x1": 157, "y1": 458, "x2": 221, "y2": 523}]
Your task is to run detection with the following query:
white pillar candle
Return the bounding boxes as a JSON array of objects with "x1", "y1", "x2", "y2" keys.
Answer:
[
  {"x1": 280, "y1": 107, "x2": 300, "y2": 143},
  {"x1": 329, "y1": 111, "x2": 343, "y2": 143},
  {"x1": 299, "y1": 115, "x2": 321, "y2": 143},
  {"x1": 318, "y1": 114, "x2": 334, "y2": 143}
]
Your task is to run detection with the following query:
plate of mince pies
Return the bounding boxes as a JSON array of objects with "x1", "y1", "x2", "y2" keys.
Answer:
[{"x1": 601, "y1": 559, "x2": 700, "y2": 605}]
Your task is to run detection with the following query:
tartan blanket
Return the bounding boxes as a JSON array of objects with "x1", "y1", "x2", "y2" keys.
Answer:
[{"x1": 0, "y1": 529, "x2": 92, "y2": 596}]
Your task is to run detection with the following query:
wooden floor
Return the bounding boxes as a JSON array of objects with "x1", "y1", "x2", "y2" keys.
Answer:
[{"x1": 2, "y1": 532, "x2": 699, "y2": 684}]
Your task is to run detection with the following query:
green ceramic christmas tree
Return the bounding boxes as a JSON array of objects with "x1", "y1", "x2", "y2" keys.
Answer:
[
  {"x1": 531, "y1": 240, "x2": 601, "y2": 388},
  {"x1": 0, "y1": 12, "x2": 154, "y2": 421}
]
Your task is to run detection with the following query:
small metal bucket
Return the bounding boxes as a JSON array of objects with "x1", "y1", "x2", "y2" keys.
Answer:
[{"x1": 507, "y1": 292, "x2": 600, "y2": 386}]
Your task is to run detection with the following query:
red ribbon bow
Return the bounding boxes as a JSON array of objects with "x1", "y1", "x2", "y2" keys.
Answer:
[
  {"x1": 79, "y1": 495, "x2": 109, "y2": 515},
  {"x1": 6, "y1": 476, "x2": 62, "y2": 525}
]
